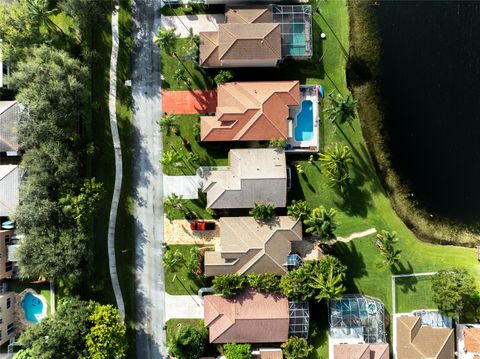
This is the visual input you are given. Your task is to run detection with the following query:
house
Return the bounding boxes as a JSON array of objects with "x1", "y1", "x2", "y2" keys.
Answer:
[
  {"x1": 204, "y1": 289, "x2": 290, "y2": 344},
  {"x1": 201, "y1": 81, "x2": 300, "y2": 142},
  {"x1": 395, "y1": 312, "x2": 454, "y2": 359},
  {"x1": 457, "y1": 324, "x2": 480, "y2": 358},
  {"x1": 204, "y1": 216, "x2": 302, "y2": 276},
  {"x1": 333, "y1": 343, "x2": 389, "y2": 359},
  {"x1": 0, "y1": 101, "x2": 20, "y2": 154},
  {"x1": 0, "y1": 230, "x2": 14, "y2": 280},
  {"x1": 199, "y1": 6, "x2": 312, "y2": 68},
  {"x1": 0, "y1": 292, "x2": 15, "y2": 345},
  {"x1": 0, "y1": 165, "x2": 21, "y2": 217},
  {"x1": 201, "y1": 148, "x2": 287, "y2": 209},
  {"x1": 253, "y1": 348, "x2": 284, "y2": 359}
]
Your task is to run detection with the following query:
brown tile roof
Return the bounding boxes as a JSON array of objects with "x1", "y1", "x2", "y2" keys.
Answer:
[
  {"x1": 333, "y1": 343, "x2": 389, "y2": 359},
  {"x1": 225, "y1": 7, "x2": 273, "y2": 24},
  {"x1": 395, "y1": 316, "x2": 454, "y2": 359},
  {"x1": 259, "y1": 348, "x2": 283, "y2": 359},
  {"x1": 201, "y1": 81, "x2": 299, "y2": 142},
  {"x1": 199, "y1": 31, "x2": 220, "y2": 68},
  {"x1": 204, "y1": 216, "x2": 302, "y2": 276},
  {"x1": 465, "y1": 328, "x2": 480, "y2": 354},
  {"x1": 204, "y1": 289, "x2": 289, "y2": 344}
]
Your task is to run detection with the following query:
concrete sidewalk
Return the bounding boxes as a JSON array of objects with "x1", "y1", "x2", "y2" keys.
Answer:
[
  {"x1": 165, "y1": 293, "x2": 204, "y2": 320},
  {"x1": 161, "y1": 14, "x2": 225, "y2": 38}
]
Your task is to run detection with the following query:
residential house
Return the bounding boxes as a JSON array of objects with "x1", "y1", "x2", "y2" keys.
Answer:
[
  {"x1": 204, "y1": 289, "x2": 290, "y2": 344},
  {"x1": 204, "y1": 216, "x2": 302, "y2": 276},
  {"x1": 199, "y1": 6, "x2": 312, "y2": 68},
  {"x1": 455, "y1": 324, "x2": 480, "y2": 358},
  {"x1": 333, "y1": 343, "x2": 389, "y2": 359},
  {"x1": 0, "y1": 230, "x2": 14, "y2": 280},
  {"x1": 253, "y1": 348, "x2": 284, "y2": 359},
  {"x1": 200, "y1": 81, "x2": 300, "y2": 142},
  {"x1": 0, "y1": 101, "x2": 20, "y2": 154},
  {"x1": 0, "y1": 291, "x2": 15, "y2": 345},
  {"x1": 201, "y1": 148, "x2": 287, "y2": 209},
  {"x1": 395, "y1": 313, "x2": 454, "y2": 359},
  {"x1": 0, "y1": 165, "x2": 20, "y2": 217}
]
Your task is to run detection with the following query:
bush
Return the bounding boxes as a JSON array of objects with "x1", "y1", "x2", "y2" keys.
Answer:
[
  {"x1": 247, "y1": 273, "x2": 281, "y2": 294},
  {"x1": 223, "y1": 343, "x2": 252, "y2": 359},
  {"x1": 212, "y1": 274, "x2": 247, "y2": 298},
  {"x1": 281, "y1": 337, "x2": 313, "y2": 359},
  {"x1": 287, "y1": 200, "x2": 310, "y2": 221},
  {"x1": 431, "y1": 269, "x2": 476, "y2": 316},
  {"x1": 168, "y1": 325, "x2": 208, "y2": 359},
  {"x1": 249, "y1": 203, "x2": 276, "y2": 222},
  {"x1": 269, "y1": 138, "x2": 287, "y2": 148},
  {"x1": 214, "y1": 70, "x2": 234, "y2": 84}
]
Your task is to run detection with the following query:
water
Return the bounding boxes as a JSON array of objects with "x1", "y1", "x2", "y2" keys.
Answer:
[
  {"x1": 294, "y1": 100, "x2": 314, "y2": 141},
  {"x1": 377, "y1": 1, "x2": 480, "y2": 223},
  {"x1": 21, "y1": 292, "x2": 44, "y2": 323}
]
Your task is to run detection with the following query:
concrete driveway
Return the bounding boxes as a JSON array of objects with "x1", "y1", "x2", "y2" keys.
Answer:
[
  {"x1": 165, "y1": 293, "x2": 204, "y2": 320},
  {"x1": 161, "y1": 14, "x2": 225, "y2": 38},
  {"x1": 163, "y1": 174, "x2": 202, "y2": 199}
]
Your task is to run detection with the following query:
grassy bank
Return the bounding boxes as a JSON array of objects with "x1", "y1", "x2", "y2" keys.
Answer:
[{"x1": 348, "y1": 0, "x2": 479, "y2": 247}]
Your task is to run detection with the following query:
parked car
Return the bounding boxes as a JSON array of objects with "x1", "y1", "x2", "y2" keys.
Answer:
[{"x1": 190, "y1": 220, "x2": 216, "y2": 231}]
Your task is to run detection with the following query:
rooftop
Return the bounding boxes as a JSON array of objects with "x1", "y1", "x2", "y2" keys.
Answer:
[
  {"x1": 0, "y1": 165, "x2": 20, "y2": 217},
  {"x1": 0, "y1": 101, "x2": 20, "y2": 152},
  {"x1": 333, "y1": 343, "x2": 389, "y2": 359}
]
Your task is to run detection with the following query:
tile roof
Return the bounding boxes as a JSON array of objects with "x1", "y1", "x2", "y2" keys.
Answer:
[
  {"x1": 201, "y1": 81, "x2": 299, "y2": 142},
  {"x1": 259, "y1": 348, "x2": 283, "y2": 359},
  {"x1": 465, "y1": 327, "x2": 480, "y2": 354},
  {"x1": 0, "y1": 165, "x2": 20, "y2": 217},
  {"x1": 204, "y1": 289, "x2": 289, "y2": 344},
  {"x1": 333, "y1": 343, "x2": 389, "y2": 359},
  {"x1": 0, "y1": 101, "x2": 19, "y2": 152},
  {"x1": 225, "y1": 7, "x2": 273, "y2": 24}
]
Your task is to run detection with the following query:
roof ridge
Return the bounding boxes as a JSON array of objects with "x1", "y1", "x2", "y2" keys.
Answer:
[
  {"x1": 261, "y1": 24, "x2": 282, "y2": 58},
  {"x1": 238, "y1": 249, "x2": 265, "y2": 275},
  {"x1": 0, "y1": 101, "x2": 17, "y2": 116}
]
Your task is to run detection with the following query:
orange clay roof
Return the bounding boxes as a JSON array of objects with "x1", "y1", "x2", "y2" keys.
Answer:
[
  {"x1": 201, "y1": 81, "x2": 300, "y2": 142},
  {"x1": 465, "y1": 328, "x2": 480, "y2": 354},
  {"x1": 225, "y1": 7, "x2": 273, "y2": 24}
]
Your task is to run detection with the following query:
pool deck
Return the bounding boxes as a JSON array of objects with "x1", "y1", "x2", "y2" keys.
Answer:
[
  {"x1": 286, "y1": 85, "x2": 320, "y2": 153},
  {"x1": 15, "y1": 288, "x2": 48, "y2": 332}
]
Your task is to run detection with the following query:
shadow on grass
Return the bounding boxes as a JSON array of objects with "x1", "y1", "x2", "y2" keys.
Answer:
[{"x1": 333, "y1": 241, "x2": 366, "y2": 293}]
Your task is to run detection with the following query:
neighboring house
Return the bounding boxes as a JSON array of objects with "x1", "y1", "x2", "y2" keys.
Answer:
[
  {"x1": 0, "y1": 230, "x2": 14, "y2": 280},
  {"x1": 252, "y1": 348, "x2": 283, "y2": 359},
  {"x1": 0, "y1": 292, "x2": 15, "y2": 345},
  {"x1": 333, "y1": 343, "x2": 389, "y2": 359},
  {"x1": 0, "y1": 165, "x2": 21, "y2": 217},
  {"x1": 457, "y1": 324, "x2": 480, "y2": 358},
  {"x1": 0, "y1": 101, "x2": 20, "y2": 154},
  {"x1": 201, "y1": 81, "x2": 300, "y2": 142},
  {"x1": 204, "y1": 216, "x2": 302, "y2": 276},
  {"x1": 201, "y1": 148, "x2": 287, "y2": 209},
  {"x1": 395, "y1": 312, "x2": 454, "y2": 359},
  {"x1": 199, "y1": 6, "x2": 312, "y2": 67}
]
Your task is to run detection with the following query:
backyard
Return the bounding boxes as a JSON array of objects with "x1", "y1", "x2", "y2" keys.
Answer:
[{"x1": 393, "y1": 274, "x2": 437, "y2": 313}]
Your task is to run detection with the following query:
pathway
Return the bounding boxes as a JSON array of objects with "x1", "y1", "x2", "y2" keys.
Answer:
[
  {"x1": 162, "y1": 89, "x2": 217, "y2": 114},
  {"x1": 163, "y1": 174, "x2": 202, "y2": 199},
  {"x1": 161, "y1": 14, "x2": 225, "y2": 38},
  {"x1": 132, "y1": 0, "x2": 166, "y2": 357},
  {"x1": 107, "y1": 5, "x2": 126, "y2": 323},
  {"x1": 334, "y1": 227, "x2": 377, "y2": 243},
  {"x1": 165, "y1": 293, "x2": 204, "y2": 320}
]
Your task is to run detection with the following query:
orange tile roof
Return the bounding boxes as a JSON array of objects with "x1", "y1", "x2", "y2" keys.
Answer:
[
  {"x1": 201, "y1": 81, "x2": 300, "y2": 142},
  {"x1": 333, "y1": 343, "x2": 389, "y2": 359},
  {"x1": 465, "y1": 328, "x2": 480, "y2": 354},
  {"x1": 204, "y1": 289, "x2": 289, "y2": 344},
  {"x1": 225, "y1": 7, "x2": 273, "y2": 24}
]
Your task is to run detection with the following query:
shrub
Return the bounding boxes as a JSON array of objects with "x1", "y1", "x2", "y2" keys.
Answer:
[
  {"x1": 214, "y1": 70, "x2": 234, "y2": 84},
  {"x1": 212, "y1": 274, "x2": 247, "y2": 298},
  {"x1": 287, "y1": 200, "x2": 310, "y2": 221},
  {"x1": 249, "y1": 203, "x2": 276, "y2": 222},
  {"x1": 223, "y1": 343, "x2": 252, "y2": 359},
  {"x1": 431, "y1": 269, "x2": 476, "y2": 316},
  {"x1": 247, "y1": 273, "x2": 281, "y2": 294},
  {"x1": 168, "y1": 325, "x2": 208, "y2": 359},
  {"x1": 269, "y1": 138, "x2": 287, "y2": 148},
  {"x1": 281, "y1": 337, "x2": 313, "y2": 359}
]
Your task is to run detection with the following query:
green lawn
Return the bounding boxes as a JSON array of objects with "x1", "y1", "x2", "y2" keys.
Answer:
[
  {"x1": 394, "y1": 275, "x2": 437, "y2": 313},
  {"x1": 164, "y1": 245, "x2": 208, "y2": 295}
]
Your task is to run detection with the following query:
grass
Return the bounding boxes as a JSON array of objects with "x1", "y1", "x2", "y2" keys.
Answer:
[
  {"x1": 166, "y1": 318, "x2": 220, "y2": 357},
  {"x1": 162, "y1": 115, "x2": 228, "y2": 176},
  {"x1": 394, "y1": 275, "x2": 437, "y2": 313},
  {"x1": 164, "y1": 245, "x2": 208, "y2": 295},
  {"x1": 8, "y1": 281, "x2": 51, "y2": 314}
]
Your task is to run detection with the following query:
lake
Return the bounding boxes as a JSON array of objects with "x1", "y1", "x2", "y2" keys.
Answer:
[{"x1": 377, "y1": 1, "x2": 480, "y2": 224}]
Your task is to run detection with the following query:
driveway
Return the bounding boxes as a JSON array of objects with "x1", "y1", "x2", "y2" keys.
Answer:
[
  {"x1": 163, "y1": 174, "x2": 202, "y2": 199},
  {"x1": 165, "y1": 293, "x2": 204, "y2": 320},
  {"x1": 161, "y1": 14, "x2": 225, "y2": 38},
  {"x1": 162, "y1": 89, "x2": 217, "y2": 114},
  {"x1": 164, "y1": 219, "x2": 220, "y2": 245},
  {"x1": 132, "y1": 0, "x2": 166, "y2": 357}
]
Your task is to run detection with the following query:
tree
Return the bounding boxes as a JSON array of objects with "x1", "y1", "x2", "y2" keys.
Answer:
[
  {"x1": 186, "y1": 246, "x2": 201, "y2": 279},
  {"x1": 287, "y1": 200, "x2": 310, "y2": 221},
  {"x1": 376, "y1": 230, "x2": 401, "y2": 267},
  {"x1": 85, "y1": 303, "x2": 128, "y2": 359},
  {"x1": 19, "y1": 297, "x2": 90, "y2": 359},
  {"x1": 164, "y1": 193, "x2": 186, "y2": 219},
  {"x1": 303, "y1": 206, "x2": 337, "y2": 241},
  {"x1": 319, "y1": 144, "x2": 353, "y2": 192},
  {"x1": 179, "y1": 40, "x2": 198, "y2": 64},
  {"x1": 25, "y1": 0, "x2": 64, "y2": 35},
  {"x1": 212, "y1": 274, "x2": 247, "y2": 298},
  {"x1": 324, "y1": 93, "x2": 358, "y2": 126},
  {"x1": 223, "y1": 343, "x2": 252, "y2": 359},
  {"x1": 158, "y1": 114, "x2": 179, "y2": 136},
  {"x1": 281, "y1": 337, "x2": 313, "y2": 359},
  {"x1": 167, "y1": 324, "x2": 208, "y2": 359},
  {"x1": 431, "y1": 269, "x2": 476, "y2": 316},
  {"x1": 280, "y1": 264, "x2": 315, "y2": 301},
  {"x1": 13, "y1": 349, "x2": 34, "y2": 359},
  {"x1": 153, "y1": 28, "x2": 178, "y2": 54},
  {"x1": 310, "y1": 265, "x2": 345, "y2": 301},
  {"x1": 249, "y1": 203, "x2": 276, "y2": 222},
  {"x1": 269, "y1": 137, "x2": 287, "y2": 148},
  {"x1": 247, "y1": 273, "x2": 281, "y2": 294},
  {"x1": 60, "y1": 0, "x2": 114, "y2": 36},
  {"x1": 214, "y1": 70, "x2": 234, "y2": 84},
  {"x1": 163, "y1": 249, "x2": 185, "y2": 282},
  {"x1": 173, "y1": 68, "x2": 192, "y2": 87},
  {"x1": 160, "y1": 150, "x2": 182, "y2": 170}
]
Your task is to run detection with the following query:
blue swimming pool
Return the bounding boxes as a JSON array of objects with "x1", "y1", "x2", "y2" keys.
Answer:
[
  {"x1": 21, "y1": 292, "x2": 45, "y2": 323},
  {"x1": 294, "y1": 100, "x2": 314, "y2": 141}
]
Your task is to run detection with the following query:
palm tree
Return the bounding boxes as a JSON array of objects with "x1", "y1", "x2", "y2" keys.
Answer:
[
  {"x1": 26, "y1": 0, "x2": 65, "y2": 35},
  {"x1": 160, "y1": 150, "x2": 182, "y2": 169},
  {"x1": 164, "y1": 193, "x2": 186, "y2": 219},
  {"x1": 303, "y1": 206, "x2": 337, "y2": 241},
  {"x1": 249, "y1": 203, "x2": 276, "y2": 222},
  {"x1": 376, "y1": 230, "x2": 401, "y2": 267},
  {"x1": 324, "y1": 93, "x2": 358, "y2": 126},
  {"x1": 287, "y1": 200, "x2": 310, "y2": 221},
  {"x1": 163, "y1": 249, "x2": 185, "y2": 282},
  {"x1": 173, "y1": 68, "x2": 192, "y2": 87},
  {"x1": 158, "y1": 114, "x2": 179, "y2": 136},
  {"x1": 319, "y1": 144, "x2": 353, "y2": 192},
  {"x1": 153, "y1": 28, "x2": 178, "y2": 54},
  {"x1": 310, "y1": 266, "x2": 345, "y2": 302}
]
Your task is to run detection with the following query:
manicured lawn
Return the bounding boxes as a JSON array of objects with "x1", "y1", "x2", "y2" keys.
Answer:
[
  {"x1": 164, "y1": 245, "x2": 208, "y2": 295},
  {"x1": 394, "y1": 275, "x2": 437, "y2": 313},
  {"x1": 162, "y1": 115, "x2": 228, "y2": 176}
]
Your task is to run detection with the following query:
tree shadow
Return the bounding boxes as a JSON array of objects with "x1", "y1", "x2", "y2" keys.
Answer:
[{"x1": 333, "y1": 241, "x2": 367, "y2": 293}]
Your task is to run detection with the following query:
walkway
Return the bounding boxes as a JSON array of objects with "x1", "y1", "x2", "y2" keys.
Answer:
[
  {"x1": 163, "y1": 174, "x2": 202, "y2": 199},
  {"x1": 161, "y1": 14, "x2": 225, "y2": 38},
  {"x1": 132, "y1": 0, "x2": 166, "y2": 357},
  {"x1": 165, "y1": 293, "x2": 204, "y2": 320},
  {"x1": 333, "y1": 227, "x2": 377, "y2": 243},
  {"x1": 107, "y1": 5, "x2": 125, "y2": 323},
  {"x1": 162, "y1": 89, "x2": 217, "y2": 114}
]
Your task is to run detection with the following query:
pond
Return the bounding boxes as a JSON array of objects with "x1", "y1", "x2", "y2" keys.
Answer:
[{"x1": 377, "y1": 1, "x2": 480, "y2": 224}]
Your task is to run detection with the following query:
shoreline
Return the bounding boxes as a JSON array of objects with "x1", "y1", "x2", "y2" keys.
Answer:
[{"x1": 347, "y1": 0, "x2": 479, "y2": 247}]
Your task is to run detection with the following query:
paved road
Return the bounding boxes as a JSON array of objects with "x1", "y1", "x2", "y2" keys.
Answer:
[{"x1": 132, "y1": 0, "x2": 166, "y2": 357}]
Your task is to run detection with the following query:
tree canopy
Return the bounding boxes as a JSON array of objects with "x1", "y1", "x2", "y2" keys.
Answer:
[
  {"x1": 223, "y1": 343, "x2": 252, "y2": 359},
  {"x1": 168, "y1": 324, "x2": 208, "y2": 359},
  {"x1": 281, "y1": 337, "x2": 313, "y2": 359},
  {"x1": 431, "y1": 269, "x2": 476, "y2": 316}
]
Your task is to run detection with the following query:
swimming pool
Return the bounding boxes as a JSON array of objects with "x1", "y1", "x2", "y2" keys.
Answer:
[
  {"x1": 21, "y1": 291, "x2": 46, "y2": 323},
  {"x1": 294, "y1": 100, "x2": 314, "y2": 142}
]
